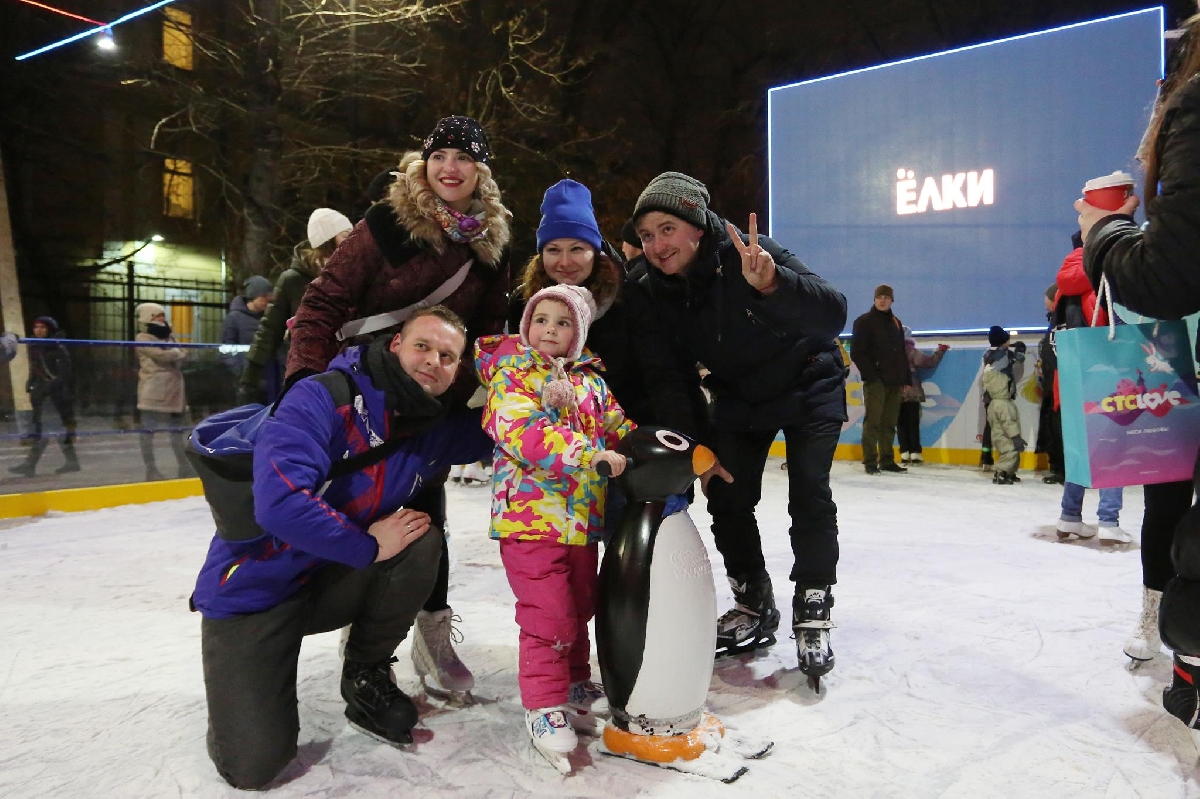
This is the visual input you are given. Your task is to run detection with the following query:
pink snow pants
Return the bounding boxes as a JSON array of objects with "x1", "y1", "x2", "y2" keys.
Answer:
[{"x1": 499, "y1": 537, "x2": 599, "y2": 710}]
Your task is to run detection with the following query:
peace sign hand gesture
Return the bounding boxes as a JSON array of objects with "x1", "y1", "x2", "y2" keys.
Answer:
[{"x1": 727, "y1": 213, "x2": 778, "y2": 294}]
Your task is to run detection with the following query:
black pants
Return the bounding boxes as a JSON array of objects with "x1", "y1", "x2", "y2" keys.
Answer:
[
  {"x1": 896, "y1": 401, "x2": 922, "y2": 454},
  {"x1": 1037, "y1": 399, "x2": 1063, "y2": 474},
  {"x1": 29, "y1": 383, "x2": 75, "y2": 443},
  {"x1": 707, "y1": 419, "x2": 840, "y2": 593},
  {"x1": 1142, "y1": 480, "x2": 1194, "y2": 591},
  {"x1": 201, "y1": 529, "x2": 440, "y2": 790},
  {"x1": 407, "y1": 479, "x2": 451, "y2": 612}
]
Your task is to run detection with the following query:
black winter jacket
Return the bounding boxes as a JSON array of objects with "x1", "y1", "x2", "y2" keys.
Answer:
[
  {"x1": 1084, "y1": 75, "x2": 1200, "y2": 318},
  {"x1": 26, "y1": 324, "x2": 70, "y2": 394},
  {"x1": 850, "y1": 307, "x2": 909, "y2": 386},
  {"x1": 639, "y1": 211, "x2": 848, "y2": 431}
]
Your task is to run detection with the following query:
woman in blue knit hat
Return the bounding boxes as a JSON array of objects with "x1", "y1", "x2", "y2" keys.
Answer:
[{"x1": 509, "y1": 180, "x2": 709, "y2": 528}]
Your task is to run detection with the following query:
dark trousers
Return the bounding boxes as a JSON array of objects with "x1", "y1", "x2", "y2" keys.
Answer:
[
  {"x1": 896, "y1": 401, "x2": 922, "y2": 454},
  {"x1": 861, "y1": 381, "x2": 902, "y2": 467},
  {"x1": 707, "y1": 419, "x2": 840, "y2": 592},
  {"x1": 201, "y1": 529, "x2": 440, "y2": 790},
  {"x1": 29, "y1": 384, "x2": 75, "y2": 443},
  {"x1": 407, "y1": 480, "x2": 451, "y2": 612},
  {"x1": 1142, "y1": 480, "x2": 1194, "y2": 591},
  {"x1": 1037, "y1": 398, "x2": 1063, "y2": 474}
]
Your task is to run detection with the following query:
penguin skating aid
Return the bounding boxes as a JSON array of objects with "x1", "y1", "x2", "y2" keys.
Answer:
[{"x1": 593, "y1": 427, "x2": 773, "y2": 782}]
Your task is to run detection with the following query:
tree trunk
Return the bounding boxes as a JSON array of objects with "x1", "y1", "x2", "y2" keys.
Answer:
[{"x1": 240, "y1": 0, "x2": 283, "y2": 281}]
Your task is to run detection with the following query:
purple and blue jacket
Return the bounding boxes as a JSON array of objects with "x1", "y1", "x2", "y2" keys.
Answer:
[{"x1": 191, "y1": 345, "x2": 491, "y2": 619}]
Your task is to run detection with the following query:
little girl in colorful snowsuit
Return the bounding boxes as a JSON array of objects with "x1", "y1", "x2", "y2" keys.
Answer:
[{"x1": 476, "y1": 283, "x2": 634, "y2": 761}]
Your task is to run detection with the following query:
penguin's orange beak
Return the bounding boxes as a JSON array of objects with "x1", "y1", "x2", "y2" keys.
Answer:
[{"x1": 692, "y1": 445, "x2": 716, "y2": 476}]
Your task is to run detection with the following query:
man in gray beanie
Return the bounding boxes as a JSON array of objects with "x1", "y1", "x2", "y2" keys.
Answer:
[
  {"x1": 631, "y1": 171, "x2": 848, "y2": 690},
  {"x1": 221, "y1": 275, "x2": 274, "y2": 378}
]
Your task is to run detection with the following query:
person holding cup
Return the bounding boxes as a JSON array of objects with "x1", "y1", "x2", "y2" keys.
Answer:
[{"x1": 1076, "y1": 11, "x2": 1200, "y2": 737}]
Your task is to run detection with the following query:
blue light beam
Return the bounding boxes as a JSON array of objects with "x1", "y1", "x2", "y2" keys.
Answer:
[{"x1": 15, "y1": 0, "x2": 181, "y2": 61}]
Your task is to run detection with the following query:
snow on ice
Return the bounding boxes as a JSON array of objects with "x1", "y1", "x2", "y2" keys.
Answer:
[{"x1": 1, "y1": 460, "x2": 1198, "y2": 797}]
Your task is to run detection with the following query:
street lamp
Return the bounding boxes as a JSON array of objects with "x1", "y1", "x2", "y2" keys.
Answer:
[{"x1": 96, "y1": 28, "x2": 116, "y2": 52}]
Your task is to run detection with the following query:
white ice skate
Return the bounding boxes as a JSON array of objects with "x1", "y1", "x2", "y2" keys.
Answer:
[
  {"x1": 526, "y1": 707, "x2": 577, "y2": 774},
  {"x1": 1056, "y1": 520, "x2": 1096, "y2": 541},
  {"x1": 460, "y1": 461, "x2": 490, "y2": 486},
  {"x1": 566, "y1": 679, "x2": 609, "y2": 735},
  {"x1": 1124, "y1": 587, "x2": 1163, "y2": 663},
  {"x1": 1098, "y1": 525, "x2": 1133, "y2": 546},
  {"x1": 411, "y1": 608, "x2": 475, "y2": 704}
]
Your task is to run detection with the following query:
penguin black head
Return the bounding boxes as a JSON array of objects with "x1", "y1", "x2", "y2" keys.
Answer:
[{"x1": 609, "y1": 426, "x2": 716, "y2": 502}]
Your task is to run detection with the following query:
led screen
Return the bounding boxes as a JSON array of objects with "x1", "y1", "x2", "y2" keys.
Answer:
[{"x1": 768, "y1": 8, "x2": 1163, "y2": 333}]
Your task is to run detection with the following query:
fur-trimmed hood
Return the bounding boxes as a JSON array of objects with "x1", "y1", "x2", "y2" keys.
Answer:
[{"x1": 384, "y1": 151, "x2": 511, "y2": 266}]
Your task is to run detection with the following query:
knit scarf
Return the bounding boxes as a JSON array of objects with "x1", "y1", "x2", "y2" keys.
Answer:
[
  {"x1": 362, "y1": 335, "x2": 450, "y2": 437},
  {"x1": 432, "y1": 197, "x2": 488, "y2": 244}
]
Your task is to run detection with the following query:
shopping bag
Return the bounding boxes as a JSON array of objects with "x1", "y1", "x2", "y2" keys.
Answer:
[{"x1": 1057, "y1": 318, "x2": 1200, "y2": 488}]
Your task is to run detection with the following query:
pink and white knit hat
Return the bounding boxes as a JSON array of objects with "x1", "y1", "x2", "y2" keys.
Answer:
[{"x1": 520, "y1": 284, "x2": 597, "y2": 362}]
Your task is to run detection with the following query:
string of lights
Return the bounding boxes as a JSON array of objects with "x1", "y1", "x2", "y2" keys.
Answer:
[
  {"x1": 14, "y1": 0, "x2": 105, "y2": 27},
  {"x1": 14, "y1": 0, "x2": 181, "y2": 61}
]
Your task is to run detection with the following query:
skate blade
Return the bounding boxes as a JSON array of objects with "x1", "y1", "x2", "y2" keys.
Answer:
[
  {"x1": 346, "y1": 719, "x2": 413, "y2": 748},
  {"x1": 597, "y1": 740, "x2": 748, "y2": 783},
  {"x1": 531, "y1": 742, "x2": 573, "y2": 774},
  {"x1": 421, "y1": 684, "x2": 477, "y2": 707},
  {"x1": 723, "y1": 730, "x2": 773, "y2": 760},
  {"x1": 715, "y1": 634, "x2": 777, "y2": 660}
]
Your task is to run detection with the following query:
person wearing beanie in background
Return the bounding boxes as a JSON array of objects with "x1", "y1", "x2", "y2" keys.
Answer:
[
  {"x1": 286, "y1": 115, "x2": 512, "y2": 702},
  {"x1": 1036, "y1": 283, "x2": 1065, "y2": 484},
  {"x1": 509, "y1": 179, "x2": 706, "y2": 535},
  {"x1": 619, "y1": 218, "x2": 643, "y2": 262},
  {"x1": 851, "y1": 285, "x2": 911, "y2": 474},
  {"x1": 476, "y1": 284, "x2": 633, "y2": 768},
  {"x1": 10, "y1": 315, "x2": 79, "y2": 477},
  {"x1": 897, "y1": 325, "x2": 949, "y2": 465},
  {"x1": 222, "y1": 275, "x2": 273, "y2": 381},
  {"x1": 238, "y1": 208, "x2": 353, "y2": 405},
  {"x1": 632, "y1": 171, "x2": 848, "y2": 688},
  {"x1": 134, "y1": 303, "x2": 190, "y2": 482},
  {"x1": 981, "y1": 326, "x2": 1026, "y2": 485}
]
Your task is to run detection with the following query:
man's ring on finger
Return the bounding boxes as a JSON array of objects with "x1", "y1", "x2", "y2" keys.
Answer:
[{"x1": 407, "y1": 523, "x2": 412, "y2": 532}]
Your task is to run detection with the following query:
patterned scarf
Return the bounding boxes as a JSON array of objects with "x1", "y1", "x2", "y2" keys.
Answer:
[{"x1": 432, "y1": 198, "x2": 489, "y2": 244}]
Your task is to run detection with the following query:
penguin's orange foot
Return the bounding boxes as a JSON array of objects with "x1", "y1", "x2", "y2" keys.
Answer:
[{"x1": 601, "y1": 711, "x2": 724, "y2": 763}]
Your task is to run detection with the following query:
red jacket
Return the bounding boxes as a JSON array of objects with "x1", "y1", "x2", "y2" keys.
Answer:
[{"x1": 1052, "y1": 247, "x2": 1107, "y2": 410}]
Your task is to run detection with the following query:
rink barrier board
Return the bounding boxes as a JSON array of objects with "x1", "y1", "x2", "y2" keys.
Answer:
[
  {"x1": 0, "y1": 478, "x2": 203, "y2": 519},
  {"x1": 0, "y1": 447, "x2": 1045, "y2": 518},
  {"x1": 771, "y1": 441, "x2": 1046, "y2": 471}
]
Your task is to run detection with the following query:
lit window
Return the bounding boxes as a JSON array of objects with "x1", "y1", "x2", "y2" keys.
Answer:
[
  {"x1": 163, "y1": 158, "x2": 194, "y2": 219},
  {"x1": 163, "y1": 7, "x2": 193, "y2": 71}
]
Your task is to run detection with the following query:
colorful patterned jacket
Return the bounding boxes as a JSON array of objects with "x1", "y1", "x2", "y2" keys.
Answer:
[{"x1": 476, "y1": 334, "x2": 633, "y2": 546}]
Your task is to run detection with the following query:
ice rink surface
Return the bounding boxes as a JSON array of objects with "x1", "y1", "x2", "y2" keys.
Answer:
[{"x1": 2, "y1": 460, "x2": 1199, "y2": 798}]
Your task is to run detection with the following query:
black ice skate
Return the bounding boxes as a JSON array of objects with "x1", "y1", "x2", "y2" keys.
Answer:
[
  {"x1": 1163, "y1": 655, "x2": 1200, "y2": 729},
  {"x1": 715, "y1": 572, "x2": 781, "y2": 658},
  {"x1": 793, "y1": 585, "x2": 836, "y2": 692},
  {"x1": 341, "y1": 656, "x2": 419, "y2": 746}
]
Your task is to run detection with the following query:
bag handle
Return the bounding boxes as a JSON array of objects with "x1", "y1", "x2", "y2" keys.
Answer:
[
  {"x1": 1092, "y1": 274, "x2": 1117, "y2": 341},
  {"x1": 336, "y1": 259, "x2": 475, "y2": 342}
]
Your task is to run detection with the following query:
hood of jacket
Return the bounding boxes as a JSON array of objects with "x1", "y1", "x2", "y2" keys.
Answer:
[
  {"x1": 380, "y1": 151, "x2": 511, "y2": 267},
  {"x1": 475, "y1": 333, "x2": 603, "y2": 386},
  {"x1": 289, "y1": 242, "x2": 318, "y2": 279}
]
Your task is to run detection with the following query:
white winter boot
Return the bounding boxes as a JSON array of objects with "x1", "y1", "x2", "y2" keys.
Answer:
[
  {"x1": 460, "y1": 461, "x2": 490, "y2": 486},
  {"x1": 411, "y1": 608, "x2": 475, "y2": 697},
  {"x1": 1124, "y1": 586, "x2": 1163, "y2": 662}
]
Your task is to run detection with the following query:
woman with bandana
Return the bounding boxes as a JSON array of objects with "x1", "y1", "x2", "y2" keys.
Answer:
[{"x1": 285, "y1": 115, "x2": 512, "y2": 701}]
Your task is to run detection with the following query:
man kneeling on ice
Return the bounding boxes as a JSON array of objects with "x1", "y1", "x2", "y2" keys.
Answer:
[{"x1": 188, "y1": 306, "x2": 491, "y2": 790}]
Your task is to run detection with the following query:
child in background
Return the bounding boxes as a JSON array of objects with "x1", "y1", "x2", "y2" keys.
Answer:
[
  {"x1": 475, "y1": 284, "x2": 633, "y2": 768},
  {"x1": 898, "y1": 326, "x2": 948, "y2": 464},
  {"x1": 981, "y1": 326, "x2": 1026, "y2": 485}
]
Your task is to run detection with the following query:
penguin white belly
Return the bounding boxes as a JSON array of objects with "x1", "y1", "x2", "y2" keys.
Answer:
[{"x1": 623, "y1": 512, "x2": 718, "y2": 721}]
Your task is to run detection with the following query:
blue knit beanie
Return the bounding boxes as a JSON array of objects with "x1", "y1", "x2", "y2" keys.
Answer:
[{"x1": 536, "y1": 179, "x2": 603, "y2": 253}]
